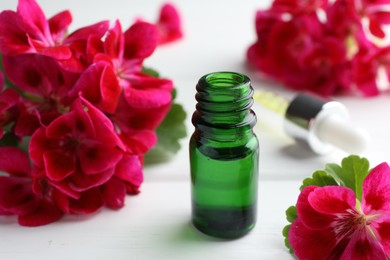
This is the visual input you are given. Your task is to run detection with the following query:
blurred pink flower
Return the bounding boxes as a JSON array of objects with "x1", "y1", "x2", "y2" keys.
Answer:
[
  {"x1": 248, "y1": 13, "x2": 350, "y2": 95},
  {"x1": 156, "y1": 3, "x2": 183, "y2": 44}
]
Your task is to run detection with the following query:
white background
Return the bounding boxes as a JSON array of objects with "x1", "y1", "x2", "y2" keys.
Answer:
[{"x1": 1, "y1": 0, "x2": 390, "y2": 259}]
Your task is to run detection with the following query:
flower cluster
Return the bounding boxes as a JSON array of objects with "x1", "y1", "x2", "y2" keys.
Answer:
[
  {"x1": 0, "y1": 0, "x2": 182, "y2": 226},
  {"x1": 247, "y1": 0, "x2": 390, "y2": 96},
  {"x1": 284, "y1": 156, "x2": 390, "y2": 259}
]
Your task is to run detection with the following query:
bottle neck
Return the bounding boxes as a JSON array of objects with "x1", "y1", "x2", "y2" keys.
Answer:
[{"x1": 192, "y1": 72, "x2": 256, "y2": 141}]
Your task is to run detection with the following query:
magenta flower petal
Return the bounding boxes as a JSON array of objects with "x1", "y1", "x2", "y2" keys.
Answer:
[
  {"x1": 309, "y1": 186, "x2": 357, "y2": 215},
  {"x1": 78, "y1": 145, "x2": 123, "y2": 174},
  {"x1": 369, "y1": 16, "x2": 386, "y2": 38},
  {"x1": 27, "y1": 36, "x2": 72, "y2": 60},
  {"x1": 115, "y1": 154, "x2": 143, "y2": 187},
  {"x1": 0, "y1": 88, "x2": 19, "y2": 113},
  {"x1": 0, "y1": 176, "x2": 38, "y2": 216},
  {"x1": 65, "y1": 188, "x2": 103, "y2": 214},
  {"x1": 124, "y1": 85, "x2": 172, "y2": 109},
  {"x1": 104, "y1": 20, "x2": 124, "y2": 59},
  {"x1": 69, "y1": 168, "x2": 115, "y2": 192},
  {"x1": 30, "y1": 128, "x2": 56, "y2": 168},
  {"x1": 80, "y1": 96, "x2": 124, "y2": 149},
  {"x1": 0, "y1": 11, "x2": 32, "y2": 55},
  {"x1": 289, "y1": 218, "x2": 337, "y2": 259},
  {"x1": 114, "y1": 96, "x2": 171, "y2": 131},
  {"x1": 102, "y1": 177, "x2": 127, "y2": 209},
  {"x1": 48, "y1": 10, "x2": 72, "y2": 41},
  {"x1": 123, "y1": 74, "x2": 172, "y2": 109},
  {"x1": 65, "y1": 20, "x2": 109, "y2": 43},
  {"x1": 340, "y1": 230, "x2": 387, "y2": 259},
  {"x1": 17, "y1": 0, "x2": 51, "y2": 40},
  {"x1": 70, "y1": 63, "x2": 120, "y2": 113},
  {"x1": 49, "y1": 180, "x2": 80, "y2": 200},
  {"x1": 376, "y1": 219, "x2": 390, "y2": 255},
  {"x1": 43, "y1": 150, "x2": 76, "y2": 181},
  {"x1": 14, "y1": 110, "x2": 41, "y2": 137},
  {"x1": 123, "y1": 22, "x2": 159, "y2": 59},
  {"x1": 99, "y1": 65, "x2": 121, "y2": 113},
  {"x1": 119, "y1": 130, "x2": 157, "y2": 154},
  {"x1": 18, "y1": 199, "x2": 63, "y2": 227},
  {"x1": 0, "y1": 147, "x2": 31, "y2": 177},
  {"x1": 157, "y1": 3, "x2": 183, "y2": 44},
  {"x1": 44, "y1": 112, "x2": 74, "y2": 139},
  {"x1": 53, "y1": 188, "x2": 103, "y2": 214},
  {"x1": 3, "y1": 54, "x2": 78, "y2": 98},
  {"x1": 296, "y1": 186, "x2": 335, "y2": 230},
  {"x1": 362, "y1": 162, "x2": 390, "y2": 212}
]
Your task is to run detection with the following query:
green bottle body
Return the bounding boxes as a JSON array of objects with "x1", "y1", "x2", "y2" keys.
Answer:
[{"x1": 189, "y1": 72, "x2": 259, "y2": 238}]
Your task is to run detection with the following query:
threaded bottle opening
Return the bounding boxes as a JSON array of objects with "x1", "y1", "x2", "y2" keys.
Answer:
[
  {"x1": 193, "y1": 72, "x2": 256, "y2": 131},
  {"x1": 204, "y1": 72, "x2": 248, "y2": 88},
  {"x1": 196, "y1": 72, "x2": 252, "y2": 103}
]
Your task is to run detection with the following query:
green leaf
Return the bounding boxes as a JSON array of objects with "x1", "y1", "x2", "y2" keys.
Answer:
[
  {"x1": 324, "y1": 163, "x2": 344, "y2": 185},
  {"x1": 283, "y1": 206, "x2": 297, "y2": 253},
  {"x1": 282, "y1": 224, "x2": 294, "y2": 254},
  {"x1": 145, "y1": 102, "x2": 187, "y2": 164},
  {"x1": 324, "y1": 155, "x2": 370, "y2": 201},
  {"x1": 285, "y1": 205, "x2": 297, "y2": 223},
  {"x1": 142, "y1": 66, "x2": 160, "y2": 78},
  {"x1": 300, "y1": 170, "x2": 338, "y2": 191}
]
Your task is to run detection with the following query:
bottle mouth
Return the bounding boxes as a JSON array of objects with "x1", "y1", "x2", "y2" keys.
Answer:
[
  {"x1": 197, "y1": 72, "x2": 252, "y2": 103},
  {"x1": 202, "y1": 72, "x2": 249, "y2": 88}
]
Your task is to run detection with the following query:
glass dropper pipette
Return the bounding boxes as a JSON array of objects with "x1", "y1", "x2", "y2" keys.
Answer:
[{"x1": 253, "y1": 90, "x2": 369, "y2": 154}]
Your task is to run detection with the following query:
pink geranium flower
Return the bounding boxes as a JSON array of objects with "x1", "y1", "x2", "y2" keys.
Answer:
[
  {"x1": 72, "y1": 20, "x2": 173, "y2": 127},
  {"x1": 3, "y1": 54, "x2": 80, "y2": 136},
  {"x1": 247, "y1": 0, "x2": 390, "y2": 96},
  {"x1": 352, "y1": 45, "x2": 390, "y2": 96},
  {"x1": 29, "y1": 97, "x2": 125, "y2": 213},
  {"x1": 289, "y1": 162, "x2": 390, "y2": 259},
  {"x1": 0, "y1": 0, "x2": 184, "y2": 226},
  {"x1": 0, "y1": 0, "x2": 109, "y2": 69}
]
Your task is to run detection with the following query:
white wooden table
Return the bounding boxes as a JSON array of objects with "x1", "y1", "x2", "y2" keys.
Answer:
[{"x1": 1, "y1": 0, "x2": 390, "y2": 259}]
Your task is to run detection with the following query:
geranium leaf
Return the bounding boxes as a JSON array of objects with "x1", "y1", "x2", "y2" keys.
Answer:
[
  {"x1": 324, "y1": 155, "x2": 370, "y2": 201},
  {"x1": 283, "y1": 206, "x2": 297, "y2": 253},
  {"x1": 286, "y1": 205, "x2": 297, "y2": 223},
  {"x1": 283, "y1": 224, "x2": 294, "y2": 254},
  {"x1": 300, "y1": 170, "x2": 338, "y2": 191},
  {"x1": 142, "y1": 66, "x2": 160, "y2": 78},
  {"x1": 145, "y1": 102, "x2": 187, "y2": 163},
  {"x1": 324, "y1": 163, "x2": 344, "y2": 186}
]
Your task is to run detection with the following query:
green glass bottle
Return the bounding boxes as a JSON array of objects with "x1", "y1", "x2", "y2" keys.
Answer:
[{"x1": 189, "y1": 71, "x2": 259, "y2": 239}]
